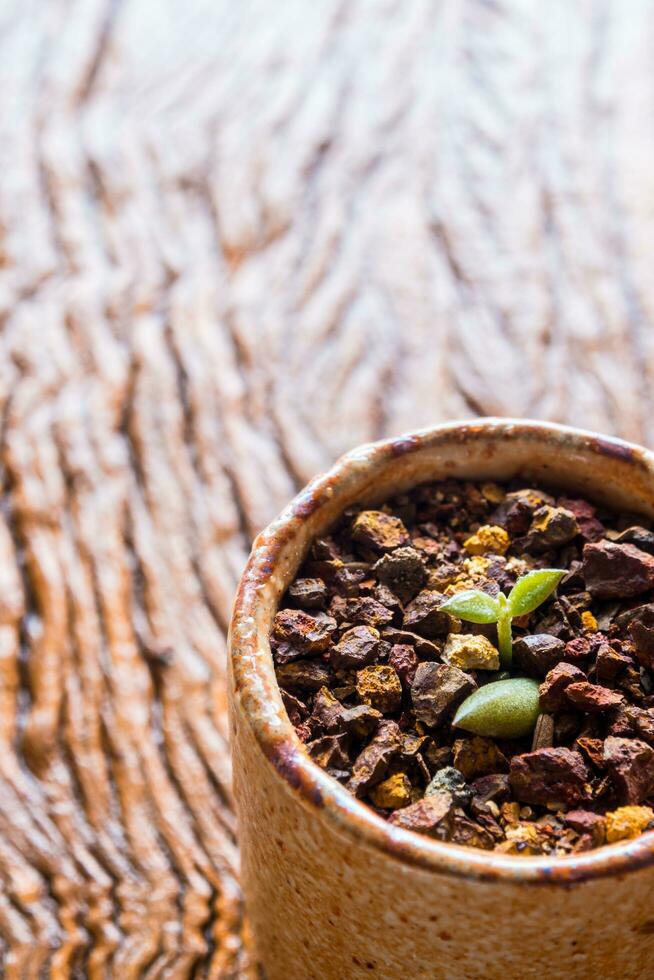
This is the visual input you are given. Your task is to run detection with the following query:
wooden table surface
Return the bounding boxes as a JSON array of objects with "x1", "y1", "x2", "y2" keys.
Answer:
[{"x1": 2, "y1": 1, "x2": 654, "y2": 975}]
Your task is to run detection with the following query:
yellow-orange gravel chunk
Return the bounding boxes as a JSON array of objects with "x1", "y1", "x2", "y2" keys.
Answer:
[
  {"x1": 356, "y1": 665, "x2": 402, "y2": 714},
  {"x1": 463, "y1": 524, "x2": 510, "y2": 556},
  {"x1": 369, "y1": 773, "x2": 412, "y2": 810},
  {"x1": 605, "y1": 806, "x2": 654, "y2": 843},
  {"x1": 442, "y1": 633, "x2": 500, "y2": 671},
  {"x1": 581, "y1": 610, "x2": 598, "y2": 632}
]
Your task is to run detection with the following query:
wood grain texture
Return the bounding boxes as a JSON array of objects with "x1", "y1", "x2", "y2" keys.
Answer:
[{"x1": 1, "y1": 0, "x2": 653, "y2": 974}]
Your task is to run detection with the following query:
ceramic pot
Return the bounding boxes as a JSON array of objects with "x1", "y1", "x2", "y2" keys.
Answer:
[{"x1": 229, "y1": 419, "x2": 654, "y2": 980}]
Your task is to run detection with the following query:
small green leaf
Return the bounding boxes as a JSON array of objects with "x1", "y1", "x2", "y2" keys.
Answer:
[
  {"x1": 452, "y1": 678, "x2": 541, "y2": 738},
  {"x1": 506, "y1": 569, "x2": 565, "y2": 617},
  {"x1": 439, "y1": 590, "x2": 499, "y2": 624}
]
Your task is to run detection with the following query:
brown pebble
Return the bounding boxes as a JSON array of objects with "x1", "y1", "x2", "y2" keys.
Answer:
[
  {"x1": 339, "y1": 704, "x2": 382, "y2": 739},
  {"x1": 628, "y1": 604, "x2": 654, "y2": 672},
  {"x1": 352, "y1": 511, "x2": 410, "y2": 553},
  {"x1": 374, "y1": 547, "x2": 426, "y2": 601},
  {"x1": 470, "y1": 773, "x2": 511, "y2": 805},
  {"x1": 388, "y1": 644, "x2": 419, "y2": 689},
  {"x1": 452, "y1": 736, "x2": 508, "y2": 780},
  {"x1": 331, "y1": 625, "x2": 380, "y2": 670},
  {"x1": 509, "y1": 747, "x2": 589, "y2": 806},
  {"x1": 603, "y1": 736, "x2": 654, "y2": 805},
  {"x1": 525, "y1": 505, "x2": 579, "y2": 552},
  {"x1": 272, "y1": 608, "x2": 336, "y2": 653},
  {"x1": 531, "y1": 713, "x2": 555, "y2": 751},
  {"x1": 310, "y1": 686, "x2": 345, "y2": 734},
  {"x1": 492, "y1": 488, "x2": 554, "y2": 535},
  {"x1": 564, "y1": 810, "x2": 606, "y2": 846},
  {"x1": 276, "y1": 659, "x2": 331, "y2": 693},
  {"x1": 347, "y1": 720, "x2": 402, "y2": 796},
  {"x1": 280, "y1": 689, "x2": 309, "y2": 727},
  {"x1": 513, "y1": 633, "x2": 566, "y2": 678},
  {"x1": 595, "y1": 643, "x2": 632, "y2": 682},
  {"x1": 288, "y1": 577, "x2": 328, "y2": 609},
  {"x1": 306, "y1": 734, "x2": 351, "y2": 771},
  {"x1": 381, "y1": 627, "x2": 443, "y2": 659},
  {"x1": 411, "y1": 662, "x2": 476, "y2": 727},
  {"x1": 539, "y1": 663, "x2": 587, "y2": 712},
  {"x1": 582, "y1": 540, "x2": 654, "y2": 598},
  {"x1": 388, "y1": 792, "x2": 454, "y2": 839},
  {"x1": 344, "y1": 596, "x2": 395, "y2": 628},
  {"x1": 565, "y1": 682, "x2": 625, "y2": 714},
  {"x1": 403, "y1": 590, "x2": 452, "y2": 637}
]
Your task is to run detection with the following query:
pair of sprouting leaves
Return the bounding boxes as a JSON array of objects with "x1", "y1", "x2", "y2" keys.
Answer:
[{"x1": 440, "y1": 568, "x2": 565, "y2": 739}]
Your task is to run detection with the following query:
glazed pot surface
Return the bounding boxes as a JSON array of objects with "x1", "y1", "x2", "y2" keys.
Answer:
[{"x1": 229, "y1": 419, "x2": 654, "y2": 979}]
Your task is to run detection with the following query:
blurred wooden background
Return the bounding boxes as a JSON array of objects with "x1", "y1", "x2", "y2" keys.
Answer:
[{"x1": 1, "y1": 0, "x2": 654, "y2": 975}]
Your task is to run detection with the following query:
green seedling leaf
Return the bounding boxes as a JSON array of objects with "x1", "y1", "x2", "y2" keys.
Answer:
[
  {"x1": 452, "y1": 677, "x2": 541, "y2": 739},
  {"x1": 506, "y1": 568, "x2": 565, "y2": 618},
  {"x1": 439, "y1": 590, "x2": 500, "y2": 624}
]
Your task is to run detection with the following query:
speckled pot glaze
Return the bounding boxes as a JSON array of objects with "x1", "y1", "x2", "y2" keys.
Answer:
[{"x1": 229, "y1": 419, "x2": 654, "y2": 980}]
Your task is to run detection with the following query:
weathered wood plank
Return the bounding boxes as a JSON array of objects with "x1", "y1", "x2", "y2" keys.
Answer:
[{"x1": 0, "y1": 0, "x2": 653, "y2": 973}]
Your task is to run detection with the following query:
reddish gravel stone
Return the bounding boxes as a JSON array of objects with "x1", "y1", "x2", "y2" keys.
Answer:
[
  {"x1": 449, "y1": 812, "x2": 495, "y2": 849},
  {"x1": 381, "y1": 627, "x2": 442, "y2": 659},
  {"x1": 633, "y1": 709, "x2": 654, "y2": 746},
  {"x1": 565, "y1": 682, "x2": 625, "y2": 714},
  {"x1": 470, "y1": 773, "x2": 511, "y2": 805},
  {"x1": 613, "y1": 526, "x2": 654, "y2": 554},
  {"x1": 563, "y1": 635, "x2": 593, "y2": 667},
  {"x1": 603, "y1": 736, "x2": 654, "y2": 805},
  {"x1": 575, "y1": 736, "x2": 605, "y2": 768},
  {"x1": 595, "y1": 643, "x2": 632, "y2": 682},
  {"x1": 388, "y1": 644, "x2": 419, "y2": 690},
  {"x1": 272, "y1": 641, "x2": 308, "y2": 666},
  {"x1": 509, "y1": 748, "x2": 589, "y2": 806},
  {"x1": 558, "y1": 497, "x2": 605, "y2": 542},
  {"x1": 343, "y1": 596, "x2": 395, "y2": 628},
  {"x1": 388, "y1": 792, "x2": 454, "y2": 839},
  {"x1": 628, "y1": 604, "x2": 654, "y2": 672},
  {"x1": 582, "y1": 540, "x2": 654, "y2": 598},
  {"x1": 539, "y1": 663, "x2": 587, "y2": 712},
  {"x1": 272, "y1": 608, "x2": 336, "y2": 653},
  {"x1": 280, "y1": 689, "x2": 308, "y2": 727},
  {"x1": 563, "y1": 810, "x2": 606, "y2": 845},
  {"x1": 607, "y1": 704, "x2": 641, "y2": 738}
]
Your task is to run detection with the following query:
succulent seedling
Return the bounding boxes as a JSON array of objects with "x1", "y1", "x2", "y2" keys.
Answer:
[
  {"x1": 452, "y1": 677, "x2": 541, "y2": 739},
  {"x1": 440, "y1": 568, "x2": 565, "y2": 668},
  {"x1": 441, "y1": 569, "x2": 565, "y2": 738}
]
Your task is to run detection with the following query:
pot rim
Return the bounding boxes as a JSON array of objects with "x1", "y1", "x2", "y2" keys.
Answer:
[{"x1": 230, "y1": 418, "x2": 654, "y2": 885}]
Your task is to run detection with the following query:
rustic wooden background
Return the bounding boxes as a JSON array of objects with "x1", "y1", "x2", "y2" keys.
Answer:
[{"x1": 2, "y1": 0, "x2": 654, "y2": 975}]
